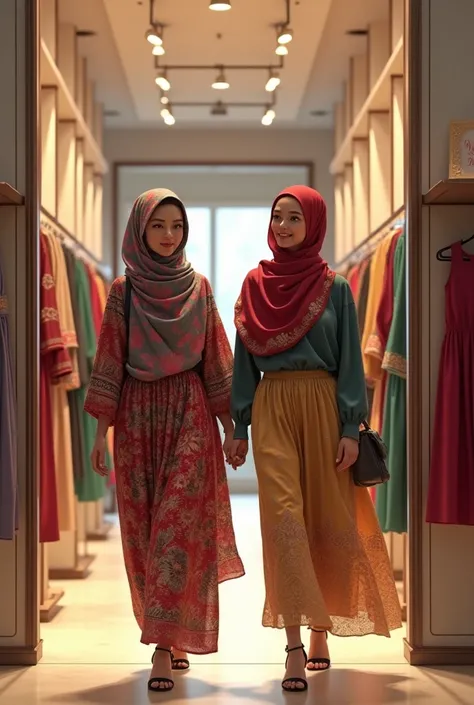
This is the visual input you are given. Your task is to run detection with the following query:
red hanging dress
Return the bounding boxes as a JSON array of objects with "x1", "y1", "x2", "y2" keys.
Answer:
[{"x1": 426, "y1": 241, "x2": 474, "y2": 525}]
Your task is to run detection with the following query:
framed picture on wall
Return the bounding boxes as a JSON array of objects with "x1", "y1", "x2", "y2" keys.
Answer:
[{"x1": 449, "y1": 120, "x2": 474, "y2": 179}]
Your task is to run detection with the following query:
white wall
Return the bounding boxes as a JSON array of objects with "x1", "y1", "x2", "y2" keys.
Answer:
[{"x1": 103, "y1": 128, "x2": 335, "y2": 272}]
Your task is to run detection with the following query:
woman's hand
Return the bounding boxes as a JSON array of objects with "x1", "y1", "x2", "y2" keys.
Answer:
[
  {"x1": 336, "y1": 437, "x2": 359, "y2": 472},
  {"x1": 91, "y1": 435, "x2": 108, "y2": 477},
  {"x1": 225, "y1": 439, "x2": 249, "y2": 470}
]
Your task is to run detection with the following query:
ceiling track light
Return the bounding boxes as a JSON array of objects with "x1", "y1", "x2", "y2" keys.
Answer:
[
  {"x1": 265, "y1": 70, "x2": 281, "y2": 92},
  {"x1": 146, "y1": 25, "x2": 163, "y2": 46},
  {"x1": 152, "y1": 44, "x2": 165, "y2": 56},
  {"x1": 262, "y1": 107, "x2": 276, "y2": 126},
  {"x1": 275, "y1": 44, "x2": 288, "y2": 56},
  {"x1": 209, "y1": 0, "x2": 231, "y2": 9},
  {"x1": 277, "y1": 25, "x2": 293, "y2": 45},
  {"x1": 212, "y1": 67, "x2": 230, "y2": 90},
  {"x1": 155, "y1": 72, "x2": 171, "y2": 91},
  {"x1": 161, "y1": 105, "x2": 175, "y2": 126}
]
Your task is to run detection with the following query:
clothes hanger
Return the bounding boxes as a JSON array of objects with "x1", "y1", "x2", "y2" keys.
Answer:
[{"x1": 436, "y1": 233, "x2": 474, "y2": 261}]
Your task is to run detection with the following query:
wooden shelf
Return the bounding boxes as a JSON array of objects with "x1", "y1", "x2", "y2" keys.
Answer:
[
  {"x1": 0, "y1": 182, "x2": 25, "y2": 205},
  {"x1": 40, "y1": 40, "x2": 108, "y2": 175},
  {"x1": 423, "y1": 179, "x2": 474, "y2": 205},
  {"x1": 330, "y1": 37, "x2": 404, "y2": 175}
]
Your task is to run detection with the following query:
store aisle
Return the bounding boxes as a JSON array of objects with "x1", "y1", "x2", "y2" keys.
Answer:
[{"x1": 2, "y1": 496, "x2": 474, "y2": 703}]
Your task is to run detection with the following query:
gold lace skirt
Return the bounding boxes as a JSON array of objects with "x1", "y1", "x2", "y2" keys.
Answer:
[{"x1": 252, "y1": 370, "x2": 402, "y2": 637}]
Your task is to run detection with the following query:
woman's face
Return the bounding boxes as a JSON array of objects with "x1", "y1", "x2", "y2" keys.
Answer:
[
  {"x1": 271, "y1": 195, "x2": 306, "y2": 250},
  {"x1": 144, "y1": 202, "x2": 185, "y2": 257}
]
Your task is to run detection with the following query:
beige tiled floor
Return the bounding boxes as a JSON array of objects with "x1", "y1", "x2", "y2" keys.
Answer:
[{"x1": 2, "y1": 495, "x2": 474, "y2": 703}]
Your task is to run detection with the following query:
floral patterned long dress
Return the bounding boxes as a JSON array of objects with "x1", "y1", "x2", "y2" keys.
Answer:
[{"x1": 84, "y1": 275, "x2": 244, "y2": 654}]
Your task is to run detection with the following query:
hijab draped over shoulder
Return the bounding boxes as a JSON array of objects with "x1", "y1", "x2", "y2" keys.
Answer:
[
  {"x1": 234, "y1": 185, "x2": 335, "y2": 356},
  {"x1": 122, "y1": 188, "x2": 206, "y2": 381}
]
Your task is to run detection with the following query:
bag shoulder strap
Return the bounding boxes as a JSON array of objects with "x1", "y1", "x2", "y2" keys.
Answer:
[{"x1": 124, "y1": 276, "x2": 131, "y2": 362}]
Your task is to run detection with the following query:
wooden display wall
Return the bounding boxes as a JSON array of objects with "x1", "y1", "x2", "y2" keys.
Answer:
[
  {"x1": 330, "y1": 0, "x2": 407, "y2": 620},
  {"x1": 39, "y1": 0, "x2": 111, "y2": 623}
]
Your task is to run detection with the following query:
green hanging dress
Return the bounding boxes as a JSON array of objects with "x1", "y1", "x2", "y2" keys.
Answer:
[
  {"x1": 73, "y1": 258, "x2": 108, "y2": 502},
  {"x1": 376, "y1": 231, "x2": 407, "y2": 534}
]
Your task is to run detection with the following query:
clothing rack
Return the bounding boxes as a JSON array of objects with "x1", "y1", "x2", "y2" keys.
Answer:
[
  {"x1": 40, "y1": 207, "x2": 112, "y2": 282},
  {"x1": 334, "y1": 205, "x2": 405, "y2": 270}
]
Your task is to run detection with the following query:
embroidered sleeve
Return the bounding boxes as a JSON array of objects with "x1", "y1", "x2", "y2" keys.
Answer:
[
  {"x1": 40, "y1": 235, "x2": 73, "y2": 381},
  {"x1": 84, "y1": 278, "x2": 127, "y2": 425},
  {"x1": 201, "y1": 279, "x2": 233, "y2": 417}
]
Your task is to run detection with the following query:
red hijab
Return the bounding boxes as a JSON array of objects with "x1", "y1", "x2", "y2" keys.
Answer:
[{"x1": 235, "y1": 185, "x2": 335, "y2": 356}]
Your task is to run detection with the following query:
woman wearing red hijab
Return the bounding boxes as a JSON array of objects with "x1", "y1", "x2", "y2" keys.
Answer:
[
  {"x1": 85, "y1": 189, "x2": 244, "y2": 692},
  {"x1": 230, "y1": 186, "x2": 401, "y2": 692}
]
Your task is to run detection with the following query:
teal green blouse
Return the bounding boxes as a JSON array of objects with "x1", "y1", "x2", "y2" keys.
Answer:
[{"x1": 231, "y1": 274, "x2": 368, "y2": 441}]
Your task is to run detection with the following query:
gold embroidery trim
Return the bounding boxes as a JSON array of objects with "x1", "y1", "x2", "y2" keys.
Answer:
[
  {"x1": 235, "y1": 271, "x2": 336, "y2": 356},
  {"x1": 382, "y1": 352, "x2": 407, "y2": 379},
  {"x1": 0, "y1": 295, "x2": 8, "y2": 314},
  {"x1": 42, "y1": 274, "x2": 54, "y2": 290},
  {"x1": 41, "y1": 307, "x2": 59, "y2": 322},
  {"x1": 364, "y1": 333, "x2": 383, "y2": 360}
]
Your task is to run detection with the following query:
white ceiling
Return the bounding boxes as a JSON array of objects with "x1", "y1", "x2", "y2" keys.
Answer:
[{"x1": 57, "y1": 0, "x2": 391, "y2": 130}]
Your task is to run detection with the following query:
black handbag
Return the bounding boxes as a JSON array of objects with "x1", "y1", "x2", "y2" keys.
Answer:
[{"x1": 351, "y1": 421, "x2": 390, "y2": 487}]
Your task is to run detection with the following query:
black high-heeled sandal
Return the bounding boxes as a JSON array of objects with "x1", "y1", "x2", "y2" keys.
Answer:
[
  {"x1": 306, "y1": 628, "x2": 331, "y2": 671},
  {"x1": 282, "y1": 644, "x2": 308, "y2": 692},
  {"x1": 148, "y1": 647, "x2": 175, "y2": 692},
  {"x1": 171, "y1": 652, "x2": 190, "y2": 671}
]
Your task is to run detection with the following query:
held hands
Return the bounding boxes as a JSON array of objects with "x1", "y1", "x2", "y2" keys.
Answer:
[
  {"x1": 336, "y1": 436, "x2": 359, "y2": 472},
  {"x1": 223, "y1": 432, "x2": 248, "y2": 471},
  {"x1": 91, "y1": 435, "x2": 109, "y2": 477}
]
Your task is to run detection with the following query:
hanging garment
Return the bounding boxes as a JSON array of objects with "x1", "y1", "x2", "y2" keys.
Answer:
[
  {"x1": 376, "y1": 233, "x2": 407, "y2": 533},
  {"x1": 365, "y1": 231, "x2": 402, "y2": 435},
  {"x1": 357, "y1": 256, "x2": 372, "y2": 342},
  {"x1": 94, "y1": 272, "x2": 116, "y2": 484},
  {"x1": 73, "y1": 259, "x2": 106, "y2": 503},
  {"x1": 0, "y1": 264, "x2": 17, "y2": 541},
  {"x1": 63, "y1": 245, "x2": 87, "y2": 484},
  {"x1": 426, "y1": 242, "x2": 474, "y2": 525},
  {"x1": 43, "y1": 232, "x2": 78, "y2": 532},
  {"x1": 39, "y1": 234, "x2": 73, "y2": 542}
]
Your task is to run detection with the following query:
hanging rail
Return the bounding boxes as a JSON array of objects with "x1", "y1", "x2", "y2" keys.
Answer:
[
  {"x1": 334, "y1": 205, "x2": 405, "y2": 270},
  {"x1": 40, "y1": 207, "x2": 112, "y2": 280}
]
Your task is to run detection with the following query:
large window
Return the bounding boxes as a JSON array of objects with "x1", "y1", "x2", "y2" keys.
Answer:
[
  {"x1": 213, "y1": 207, "x2": 270, "y2": 343},
  {"x1": 185, "y1": 208, "x2": 212, "y2": 281}
]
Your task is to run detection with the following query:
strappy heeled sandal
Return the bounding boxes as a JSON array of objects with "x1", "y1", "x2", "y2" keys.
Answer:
[
  {"x1": 306, "y1": 628, "x2": 331, "y2": 671},
  {"x1": 171, "y1": 652, "x2": 190, "y2": 671},
  {"x1": 148, "y1": 647, "x2": 175, "y2": 692},
  {"x1": 282, "y1": 644, "x2": 308, "y2": 692}
]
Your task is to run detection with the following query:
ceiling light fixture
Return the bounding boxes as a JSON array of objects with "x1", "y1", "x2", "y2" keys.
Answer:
[
  {"x1": 277, "y1": 26, "x2": 293, "y2": 45},
  {"x1": 211, "y1": 101, "x2": 228, "y2": 116},
  {"x1": 212, "y1": 67, "x2": 230, "y2": 90},
  {"x1": 209, "y1": 1, "x2": 231, "y2": 10},
  {"x1": 160, "y1": 95, "x2": 169, "y2": 104},
  {"x1": 261, "y1": 108, "x2": 276, "y2": 126},
  {"x1": 155, "y1": 72, "x2": 171, "y2": 91},
  {"x1": 275, "y1": 44, "x2": 288, "y2": 56},
  {"x1": 152, "y1": 44, "x2": 165, "y2": 56},
  {"x1": 265, "y1": 70, "x2": 281, "y2": 92},
  {"x1": 161, "y1": 106, "x2": 175, "y2": 125},
  {"x1": 146, "y1": 26, "x2": 163, "y2": 46}
]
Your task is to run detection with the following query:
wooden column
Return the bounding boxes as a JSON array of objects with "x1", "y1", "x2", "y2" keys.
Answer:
[
  {"x1": 0, "y1": 0, "x2": 41, "y2": 666},
  {"x1": 405, "y1": 0, "x2": 474, "y2": 665}
]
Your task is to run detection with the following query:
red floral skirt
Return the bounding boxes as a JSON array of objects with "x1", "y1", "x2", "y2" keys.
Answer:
[{"x1": 114, "y1": 370, "x2": 244, "y2": 654}]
